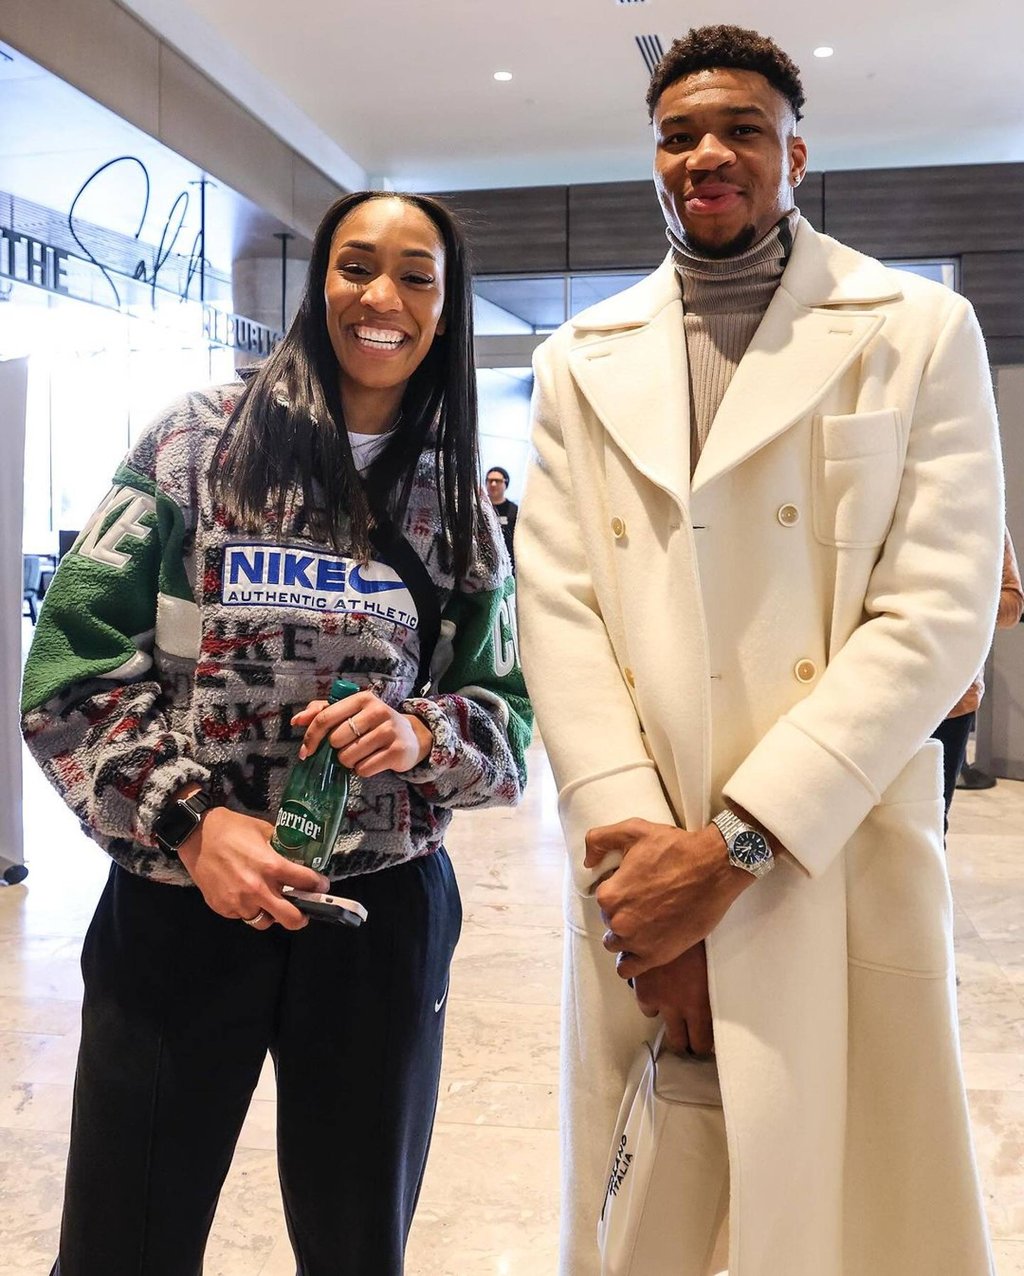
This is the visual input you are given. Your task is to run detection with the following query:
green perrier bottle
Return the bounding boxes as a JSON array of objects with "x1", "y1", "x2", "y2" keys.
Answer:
[{"x1": 271, "y1": 678, "x2": 360, "y2": 873}]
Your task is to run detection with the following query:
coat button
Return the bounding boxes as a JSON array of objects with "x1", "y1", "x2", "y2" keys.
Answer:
[
  {"x1": 610, "y1": 516, "x2": 627, "y2": 539},
  {"x1": 794, "y1": 659, "x2": 817, "y2": 683},
  {"x1": 623, "y1": 667, "x2": 636, "y2": 688},
  {"x1": 777, "y1": 503, "x2": 800, "y2": 526}
]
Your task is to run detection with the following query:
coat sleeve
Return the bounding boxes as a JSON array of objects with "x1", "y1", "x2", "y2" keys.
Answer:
[
  {"x1": 20, "y1": 407, "x2": 209, "y2": 865},
  {"x1": 400, "y1": 504, "x2": 532, "y2": 810},
  {"x1": 516, "y1": 337, "x2": 678, "y2": 892},
  {"x1": 724, "y1": 296, "x2": 1004, "y2": 875}
]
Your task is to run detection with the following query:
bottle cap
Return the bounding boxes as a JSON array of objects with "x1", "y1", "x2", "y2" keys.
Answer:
[{"x1": 328, "y1": 678, "x2": 360, "y2": 703}]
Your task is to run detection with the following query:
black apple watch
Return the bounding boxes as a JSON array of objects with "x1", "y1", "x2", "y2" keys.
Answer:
[{"x1": 153, "y1": 789, "x2": 211, "y2": 855}]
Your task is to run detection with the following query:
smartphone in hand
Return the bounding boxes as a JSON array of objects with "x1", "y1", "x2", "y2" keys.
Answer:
[{"x1": 282, "y1": 887, "x2": 368, "y2": 927}]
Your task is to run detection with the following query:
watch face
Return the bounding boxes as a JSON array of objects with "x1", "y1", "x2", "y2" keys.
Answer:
[
  {"x1": 154, "y1": 801, "x2": 201, "y2": 850},
  {"x1": 732, "y1": 829, "x2": 769, "y2": 867}
]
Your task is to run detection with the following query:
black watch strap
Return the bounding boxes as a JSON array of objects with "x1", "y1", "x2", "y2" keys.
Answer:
[
  {"x1": 153, "y1": 788, "x2": 211, "y2": 854},
  {"x1": 181, "y1": 789, "x2": 211, "y2": 819}
]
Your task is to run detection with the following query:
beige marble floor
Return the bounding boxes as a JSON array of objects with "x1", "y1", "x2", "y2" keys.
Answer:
[{"x1": 1, "y1": 737, "x2": 1022, "y2": 1275}]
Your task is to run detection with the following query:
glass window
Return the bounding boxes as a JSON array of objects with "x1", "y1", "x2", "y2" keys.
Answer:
[
  {"x1": 472, "y1": 271, "x2": 653, "y2": 488},
  {"x1": 885, "y1": 259, "x2": 958, "y2": 290},
  {"x1": 1, "y1": 284, "x2": 233, "y2": 555},
  {"x1": 474, "y1": 278, "x2": 566, "y2": 335},
  {"x1": 473, "y1": 271, "x2": 653, "y2": 337},
  {"x1": 569, "y1": 273, "x2": 648, "y2": 316},
  {"x1": 477, "y1": 368, "x2": 533, "y2": 502}
]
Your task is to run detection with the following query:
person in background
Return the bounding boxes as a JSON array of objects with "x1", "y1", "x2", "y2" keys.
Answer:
[
  {"x1": 21, "y1": 191, "x2": 530, "y2": 1276},
  {"x1": 516, "y1": 22, "x2": 1003, "y2": 1276},
  {"x1": 485, "y1": 465, "x2": 518, "y2": 566},
  {"x1": 934, "y1": 527, "x2": 1024, "y2": 823}
]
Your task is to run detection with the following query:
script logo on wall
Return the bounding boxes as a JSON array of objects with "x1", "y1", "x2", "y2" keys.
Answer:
[{"x1": 0, "y1": 158, "x2": 283, "y2": 355}]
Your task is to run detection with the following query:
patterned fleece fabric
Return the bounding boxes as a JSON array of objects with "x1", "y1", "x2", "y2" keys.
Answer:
[{"x1": 21, "y1": 383, "x2": 532, "y2": 886}]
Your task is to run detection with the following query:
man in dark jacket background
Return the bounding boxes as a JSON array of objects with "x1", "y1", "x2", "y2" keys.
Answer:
[{"x1": 486, "y1": 466, "x2": 518, "y2": 567}]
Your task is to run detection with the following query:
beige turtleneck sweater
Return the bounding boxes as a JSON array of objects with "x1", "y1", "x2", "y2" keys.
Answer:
[{"x1": 669, "y1": 208, "x2": 799, "y2": 472}]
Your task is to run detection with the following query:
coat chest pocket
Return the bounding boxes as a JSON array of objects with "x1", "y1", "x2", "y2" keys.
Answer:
[{"x1": 812, "y1": 408, "x2": 902, "y2": 549}]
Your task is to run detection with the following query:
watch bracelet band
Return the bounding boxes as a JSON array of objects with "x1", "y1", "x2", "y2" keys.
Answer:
[{"x1": 712, "y1": 808, "x2": 747, "y2": 845}]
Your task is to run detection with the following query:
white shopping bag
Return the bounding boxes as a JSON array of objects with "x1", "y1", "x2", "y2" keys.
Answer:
[{"x1": 598, "y1": 1027, "x2": 729, "y2": 1276}]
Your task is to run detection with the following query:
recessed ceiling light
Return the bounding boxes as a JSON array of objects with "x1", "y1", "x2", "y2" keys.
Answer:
[
  {"x1": 813, "y1": 46, "x2": 834, "y2": 58},
  {"x1": 493, "y1": 70, "x2": 513, "y2": 82}
]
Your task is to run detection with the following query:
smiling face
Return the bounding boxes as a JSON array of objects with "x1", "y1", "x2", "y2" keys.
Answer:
[
  {"x1": 653, "y1": 67, "x2": 807, "y2": 257},
  {"x1": 324, "y1": 198, "x2": 447, "y2": 413}
]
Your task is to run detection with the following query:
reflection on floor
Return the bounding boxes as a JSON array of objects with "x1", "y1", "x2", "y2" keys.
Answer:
[{"x1": 0, "y1": 737, "x2": 1022, "y2": 1275}]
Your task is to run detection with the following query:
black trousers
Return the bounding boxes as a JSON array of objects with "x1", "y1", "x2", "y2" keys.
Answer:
[
  {"x1": 931, "y1": 711, "x2": 975, "y2": 834},
  {"x1": 53, "y1": 849, "x2": 461, "y2": 1276}
]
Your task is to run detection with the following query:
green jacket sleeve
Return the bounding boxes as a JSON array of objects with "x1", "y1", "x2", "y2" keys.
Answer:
[
  {"x1": 401, "y1": 512, "x2": 532, "y2": 809},
  {"x1": 21, "y1": 440, "x2": 209, "y2": 858}
]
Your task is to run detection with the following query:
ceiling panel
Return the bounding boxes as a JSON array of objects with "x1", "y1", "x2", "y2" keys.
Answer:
[{"x1": 115, "y1": 0, "x2": 1024, "y2": 191}]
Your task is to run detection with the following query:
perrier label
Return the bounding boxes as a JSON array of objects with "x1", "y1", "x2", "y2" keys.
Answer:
[{"x1": 271, "y1": 678, "x2": 360, "y2": 873}]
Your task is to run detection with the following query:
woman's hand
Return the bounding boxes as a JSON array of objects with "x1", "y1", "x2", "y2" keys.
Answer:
[
  {"x1": 292, "y1": 689, "x2": 433, "y2": 777},
  {"x1": 177, "y1": 804, "x2": 330, "y2": 931}
]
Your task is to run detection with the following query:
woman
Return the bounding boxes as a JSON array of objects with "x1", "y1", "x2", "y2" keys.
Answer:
[{"x1": 21, "y1": 192, "x2": 531, "y2": 1276}]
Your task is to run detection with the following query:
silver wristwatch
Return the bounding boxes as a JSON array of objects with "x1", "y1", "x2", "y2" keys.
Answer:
[{"x1": 712, "y1": 808, "x2": 774, "y2": 879}]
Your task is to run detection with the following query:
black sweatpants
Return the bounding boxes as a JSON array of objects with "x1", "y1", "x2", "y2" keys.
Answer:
[
  {"x1": 52, "y1": 849, "x2": 462, "y2": 1276},
  {"x1": 931, "y1": 711, "x2": 975, "y2": 834}
]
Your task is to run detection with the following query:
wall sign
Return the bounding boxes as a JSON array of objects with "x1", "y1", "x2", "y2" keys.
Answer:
[
  {"x1": 0, "y1": 227, "x2": 71, "y2": 295},
  {"x1": 1, "y1": 176, "x2": 283, "y2": 355}
]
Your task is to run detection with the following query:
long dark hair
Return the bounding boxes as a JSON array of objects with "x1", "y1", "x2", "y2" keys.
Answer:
[{"x1": 210, "y1": 191, "x2": 482, "y2": 579}]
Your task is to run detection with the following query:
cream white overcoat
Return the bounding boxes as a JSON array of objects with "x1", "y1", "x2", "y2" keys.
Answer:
[{"x1": 516, "y1": 219, "x2": 1003, "y2": 1276}]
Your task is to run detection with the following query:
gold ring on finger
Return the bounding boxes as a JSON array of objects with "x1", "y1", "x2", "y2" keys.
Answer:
[{"x1": 348, "y1": 718, "x2": 363, "y2": 742}]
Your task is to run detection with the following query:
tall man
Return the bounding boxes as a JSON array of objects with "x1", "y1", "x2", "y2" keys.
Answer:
[{"x1": 517, "y1": 24, "x2": 1002, "y2": 1276}]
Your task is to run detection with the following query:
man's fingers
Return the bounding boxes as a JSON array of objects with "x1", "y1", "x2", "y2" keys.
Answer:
[
  {"x1": 593, "y1": 876, "x2": 617, "y2": 918},
  {"x1": 687, "y1": 1015, "x2": 715, "y2": 1057},
  {"x1": 634, "y1": 992, "x2": 660, "y2": 1018},
  {"x1": 616, "y1": 950, "x2": 650, "y2": 980},
  {"x1": 662, "y1": 1019, "x2": 691, "y2": 1056},
  {"x1": 583, "y1": 819, "x2": 649, "y2": 867}
]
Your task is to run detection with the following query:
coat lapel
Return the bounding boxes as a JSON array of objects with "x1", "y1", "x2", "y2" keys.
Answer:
[
  {"x1": 568, "y1": 260, "x2": 691, "y2": 512},
  {"x1": 691, "y1": 221, "x2": 900, "y2": 494},
  {"x1": 565, "y1": 222, "x2": 905, "y2": 503},
  {"x1": 690, "y1": 294, "x2": 885, "y2": 494}
]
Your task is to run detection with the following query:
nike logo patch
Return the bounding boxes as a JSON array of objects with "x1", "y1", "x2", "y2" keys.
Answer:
[
  {"x1": 221, "y1": 543, "x2": 418, "y2": 626},
  {"x1": 434, "y1": 982, "x2": 449, "y2": 1014},
  {"x1": 348, "y1": 563, "x2": 407, "y2": 595}
]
